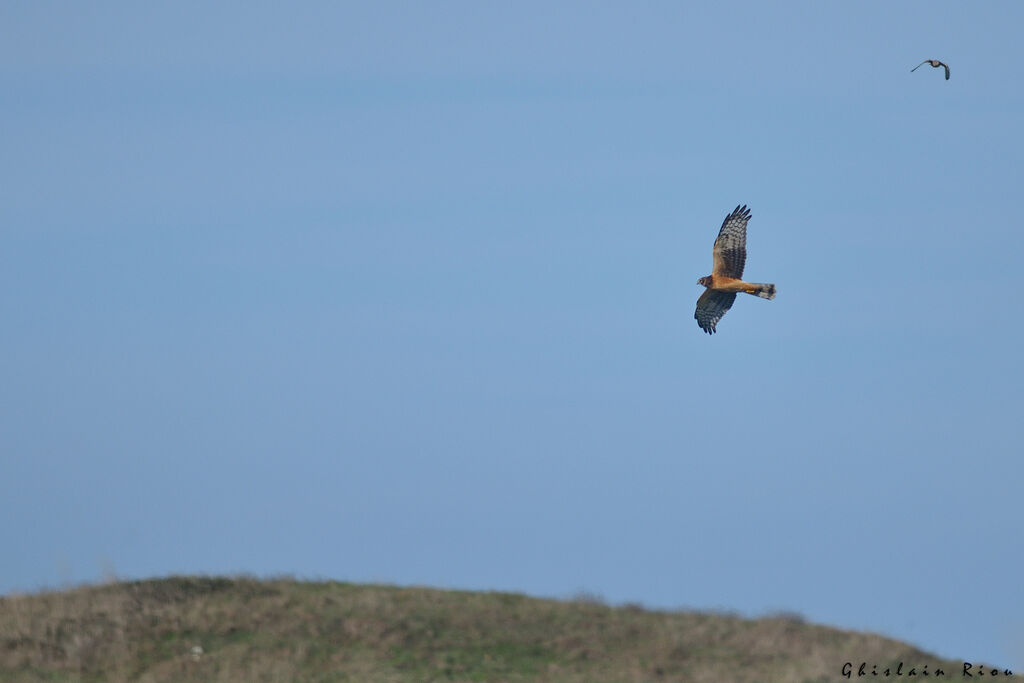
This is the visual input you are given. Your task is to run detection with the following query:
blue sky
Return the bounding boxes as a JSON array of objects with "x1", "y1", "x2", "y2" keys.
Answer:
[{"x1": 2, "y1": 1, "x2": 1023, "y2": 670}]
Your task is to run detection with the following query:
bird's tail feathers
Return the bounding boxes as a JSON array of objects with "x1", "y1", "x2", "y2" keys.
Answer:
[{"x1": 748, "y1": 283, "x2": 776, "y2": 300}]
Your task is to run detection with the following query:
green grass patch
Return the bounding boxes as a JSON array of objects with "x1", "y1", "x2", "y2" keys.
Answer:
[{"x1": 0, "y1": 576, "x2": 973, "y2": 683}]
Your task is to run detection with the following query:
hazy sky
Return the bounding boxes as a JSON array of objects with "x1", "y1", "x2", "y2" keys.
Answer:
[{"x1": 3, "y1": 1, "x2": 1023, "y2": 671}]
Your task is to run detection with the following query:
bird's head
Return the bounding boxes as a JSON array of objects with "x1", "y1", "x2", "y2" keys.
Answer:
[{"x1": 697, "y1": 276, "x2": 712, "y2": 287}]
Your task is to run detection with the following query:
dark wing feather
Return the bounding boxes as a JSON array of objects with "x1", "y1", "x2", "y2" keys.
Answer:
[
  {"x1": 712, "y1": 204, "x2": 750, "y2": 278},
  {"x1": 943, "y1": 62, "x2": 950, "y2": 80},
  {"x1": 694, "y1": 289, "x2": 737, "y2": 335}
]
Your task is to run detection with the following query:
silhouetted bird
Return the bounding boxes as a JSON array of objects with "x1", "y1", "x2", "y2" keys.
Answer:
[{"x1": 911, "y1": 59, "x2": 950, "y2": 80}]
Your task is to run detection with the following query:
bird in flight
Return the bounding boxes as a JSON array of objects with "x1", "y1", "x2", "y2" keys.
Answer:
[
  {"x1": 911, "y1": 59, "x2": 950, "y2": 80},
  {"x1": 695, "y1": 205, "x2": 776, "y2": 334}
]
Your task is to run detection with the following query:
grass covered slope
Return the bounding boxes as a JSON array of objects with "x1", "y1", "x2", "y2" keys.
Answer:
[{"x1": 0, "y1": 576, "x2": 964, "y2": 682}]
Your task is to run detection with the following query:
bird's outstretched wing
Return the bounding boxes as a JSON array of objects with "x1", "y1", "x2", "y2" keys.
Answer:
[
  {"x1": 694, "y1": 289, "x2": 737, "y2": 334},
  {"x1": 942, "y1": 62, "x2": 950, "y2": 80},
  {"x1": 712, "y1": 204, "x2": 750, "y2": 278},
  {"x1": 911, "y1": 60, "x2": 930, "y2": 73}
]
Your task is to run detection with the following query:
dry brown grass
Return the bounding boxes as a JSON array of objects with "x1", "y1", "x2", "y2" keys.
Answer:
[{"x1": 0, "y1": 576, "x2": 965, "y2": 682}]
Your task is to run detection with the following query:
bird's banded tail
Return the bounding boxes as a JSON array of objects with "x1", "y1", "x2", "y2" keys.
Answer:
[{"x1": 746, "y1": 283, "x2": 776, "y2": 300}]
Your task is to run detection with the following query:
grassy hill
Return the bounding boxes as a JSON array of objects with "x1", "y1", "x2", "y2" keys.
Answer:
[{"x1": 0, "y1": 576, "x2": 973, "y2": 682}]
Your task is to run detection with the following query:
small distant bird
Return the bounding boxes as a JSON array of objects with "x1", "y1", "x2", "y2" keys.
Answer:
[
  {"x1": 694, "y1": 205, "x2": 776, "y2": 334},
  {"x1": 911, "y1": 59, "x2": 950, "y2": 80}
]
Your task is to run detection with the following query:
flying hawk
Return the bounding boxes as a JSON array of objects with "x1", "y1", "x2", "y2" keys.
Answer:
[
  {"x1": 695, "y1": 205, "x2": 776, "y2": 334},
  {"x1": 911, "y1": 59, "x2": 950, "y2": 80}
]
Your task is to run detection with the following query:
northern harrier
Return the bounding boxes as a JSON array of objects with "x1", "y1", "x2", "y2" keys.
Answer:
[
  {"x1": 695, "y1": 205, "x2": 776, "y2": 334},
  {"x1": 911, "y1": 59, "x2": 950, "y2": 80}
]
